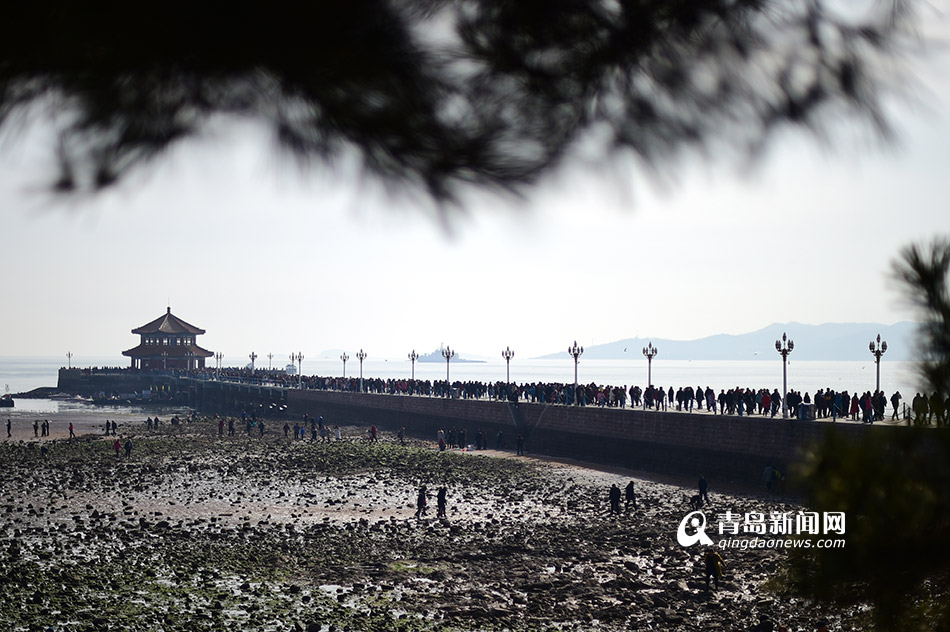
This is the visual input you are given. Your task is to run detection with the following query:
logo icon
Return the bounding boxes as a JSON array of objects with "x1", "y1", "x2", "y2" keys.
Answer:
[{"x1": 677, "y1": 510, "x2": 714, "y2": 547}]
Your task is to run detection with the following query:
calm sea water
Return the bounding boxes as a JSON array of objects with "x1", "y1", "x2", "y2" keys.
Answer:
[{"x1": 0, "y1": 355, "x2": 925, "y2": 408}]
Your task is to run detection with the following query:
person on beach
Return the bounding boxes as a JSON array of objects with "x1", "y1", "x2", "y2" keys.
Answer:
[
  {"x1": 218, "y1": 418, "x2": 224, "y2": 436},
  {"x1": 625, "y1": 481, "x2": 637, "y2": 510},
  {"x1": 609, "y1": 484, "x2": 622, "y2": 515},
  {"x1": 6, "y1": 418, "x2": 11, "y2": 438},
  {"x1": 334, "y1": 425, "x2": 342, "y2": 441},
  {"x1": 704, "y1": 549, "x2": 725, "y2": 590},
  {"x1": 124, "y1": 438, "x2": 132, "y2": 459},
  {"x1": 698, "y1": 475, "x2": 709, "y2": 505},
  {"x1": 228, "y1": 418, "x2": 235, "y2": 436},
  {"x1": 516, "y1": 434, "x2": 524, "y2": 456},
  {"x1": 398, "y1": 427, "x2": 405, "y2": 445},
  {"x1": 68, "y1": 422, "x2": 75, "y2": 439},
  {"x1": 258, "y1": 421, "x2": 265, "y2": 437},
  {"x1": 33, "y1": 419, "x2": 39, "y2": 437},
  {"x1": 370, "y1": 425, "x2": 378, "y2": 443},
  {"x1": 283, "y1": 422, "x2": 290, "y2": 438},
  {"x1": 414, "y1": 485, "x2": 428, "y2": 518},
  {"x1": 111, "y1": 420, "x2": 117, "y2": 436},
  {"x1": 437, "y1": 486, "x2": 447, "y2": 519},
  {"x1": 113, "y1": 438, "x2": 121, "y2": 458},
  {"x1": 104, "y1": 420, "x2": 110, "y2": 435}
]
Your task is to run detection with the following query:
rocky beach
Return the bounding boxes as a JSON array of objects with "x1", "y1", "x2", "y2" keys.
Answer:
[{"x1": 0, "y1": 413, "x2": 864, "y2": 631}]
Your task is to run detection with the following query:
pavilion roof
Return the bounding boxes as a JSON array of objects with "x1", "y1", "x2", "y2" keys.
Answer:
[{"x1": 132, "y1": 307, "x2": 206, "y2": 335}]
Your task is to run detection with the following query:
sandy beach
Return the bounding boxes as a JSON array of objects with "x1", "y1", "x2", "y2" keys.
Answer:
[{"x1": 0, "y1": 412, "x2": 859, "y2": 631}]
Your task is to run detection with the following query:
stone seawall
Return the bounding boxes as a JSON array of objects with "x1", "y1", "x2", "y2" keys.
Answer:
[{"x1": 286, "y1": 390, "x2": 888, "y2": 484}]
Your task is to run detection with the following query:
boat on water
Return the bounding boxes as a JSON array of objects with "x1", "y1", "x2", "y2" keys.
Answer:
[
  {"x1": 47, "y1": 393, "x2": 94, "y2": 403},
  {"x1": 0, "y1": 394, "x2": 13, "y2": 408}
]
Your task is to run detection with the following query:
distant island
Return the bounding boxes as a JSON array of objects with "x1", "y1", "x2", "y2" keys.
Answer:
[
  {"x1": 417, "y1": 349, "x2": 485, "y2": 363},
  {"x1": 534, "y1": 322, "x2": 918, "y2": 362}
]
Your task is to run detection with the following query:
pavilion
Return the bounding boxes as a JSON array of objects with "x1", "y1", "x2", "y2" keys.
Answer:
[{"x1": 122, "y1": 307, "x2": 214, "y2": 370}]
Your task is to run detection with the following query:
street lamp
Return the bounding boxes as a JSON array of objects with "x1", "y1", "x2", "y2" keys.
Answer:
[
  {"x1": 340, "y1": 352, "x2": 349, "y2": 379},
  {"x1": 442, "y1": 346, "x2": 455, "y2": 393},
  {"x1": 642, "y1": 342, "x2": 658, "y2": 388},
  {"x1": 502, "y1": 346, "x2": 515, "y2": 385},
  {"x1": 290, "y1": 352, "x2": 304, "y2": 389},
  {"x1": 567, "y1": 340, "x2": 583, "y2": 406},
  {"x1": 775, "y1": 332, "x2": 794, "y2": 419},
  {"x1": 186, "y1": 351, "x2": 196, "y2": 371},
  {"x1": 356, "y1": 349, "x2": 367, "y2": 392},
  {"x1": 66, "y1": 351, "x2": 73, "y2": 369},
  {"x1": 408, "y1": 349, "x2": 419, "y2": 382},
  {"x1": 249, "y1": 351, "x2": 258, "y2": 371},
  {"x1": 869, "y1": 334, "x2": 888, "y2": 393},
  {"x1": 215, "y1": 351, "x2": 224, "y2": 377},
  {"x1": 267, "y1": 353, "x2": 273, "y2": 370}
]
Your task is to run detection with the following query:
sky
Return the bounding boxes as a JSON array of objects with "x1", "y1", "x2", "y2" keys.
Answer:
[{"x1": 2, "y1": 8, "x2": 949, "y2": 365}]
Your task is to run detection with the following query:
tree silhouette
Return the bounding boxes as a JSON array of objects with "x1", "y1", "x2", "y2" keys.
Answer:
[
  {"x1": 788, "y1": 237, "x2": 950, "y2": 631},
  {"x1": 0, "y1": 1, "x2": 917, "y2": 204}
]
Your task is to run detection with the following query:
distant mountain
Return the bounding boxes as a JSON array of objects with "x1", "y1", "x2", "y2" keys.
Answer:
[
  {"x1": 417, "y1": 348, "x2": 485, "y2": 363},
  {"x1": 535, "y1": 322, "x2": 918, "y2": 361}
]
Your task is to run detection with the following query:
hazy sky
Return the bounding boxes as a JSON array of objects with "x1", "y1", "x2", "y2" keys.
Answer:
[{"x1": 2, "y1": 10, "x2": 948, "y2": 364}]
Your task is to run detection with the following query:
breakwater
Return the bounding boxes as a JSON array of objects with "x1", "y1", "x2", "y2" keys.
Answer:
[{"x1": 58, "y1": 369, "x2": 895, "y2": 484}]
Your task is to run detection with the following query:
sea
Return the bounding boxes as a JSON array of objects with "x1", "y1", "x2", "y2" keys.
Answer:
[{"x1": 0, "y1": 355, "x2": 925, "y2": 415}]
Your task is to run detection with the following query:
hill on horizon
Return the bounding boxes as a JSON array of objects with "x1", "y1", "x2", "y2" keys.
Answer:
[{"x1": 535, "y1": 322, "x2": 918, "y2": 362}]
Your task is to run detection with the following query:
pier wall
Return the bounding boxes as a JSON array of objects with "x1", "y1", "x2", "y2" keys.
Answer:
[
  {"x1": 56, "y1": 371, "x2": 893, "y2": 485},
  {"x1": 285, "y1": 390, "x2": 882, "y2": 484}
]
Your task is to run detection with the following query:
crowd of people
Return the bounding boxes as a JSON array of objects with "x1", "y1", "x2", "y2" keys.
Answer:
[{"x1": 91, "y1": 365, "x2": 950, "y2": 426}]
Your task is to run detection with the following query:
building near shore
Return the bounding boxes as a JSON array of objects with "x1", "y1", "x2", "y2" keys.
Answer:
[{"x1": 122, "y1": 307, "x2": 213, "y2": 370}]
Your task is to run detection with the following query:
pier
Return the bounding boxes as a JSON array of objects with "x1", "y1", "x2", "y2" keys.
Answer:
[{"x1": 57, "y1": 368, "x2": 902, "y2": 483}]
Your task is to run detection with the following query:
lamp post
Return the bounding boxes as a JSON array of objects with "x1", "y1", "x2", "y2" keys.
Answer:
[
  {"x1": 267, "y1": 353, "x2": 273, "y2": 370},
  {"x1": 66, "y1": 351, "x2": 73, "y2": 369},
  {"x1": 408, "y1": 349, "x2": 419, "y2": 382},
  {"x1": 642, "y1": 342, "x2": 658, "y2": 388},
  {"x1": 567, "y1": 340, "x2": 583, "y2": 406},
  {"x1": 215, "y1": 351, "x2": 223, "y2": 377},
  {"x1": 186, "y1": 351, "x2": 196, "y2": 371},
  {"x1": 869, "y1": 334, "x2": 887, "y2": 394},
  {"x1": 340, "y1": 352, "x2": 349, "y2": 379},
  {"x1": 356, "y1": 349, "x2": 367, "y2": 392},
  {"x1": 775, "y1": 332, "x2": 794, "y2": 419},
  {"x1": 442, "y1": 346, "x2": 455, "y2": 394},
  {"x1": 289, "y1": 352, "x2": 304, "y2": 389},
  {"x1": 249, "y1": 351, "x2": 258, "y2": 371},
  {"x1": 502, "y1": 346, "x2": 515, "y2": 385}
]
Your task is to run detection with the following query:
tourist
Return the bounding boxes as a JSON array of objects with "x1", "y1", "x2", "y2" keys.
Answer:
[
  {"x1": 111, "y1": 420, "x2": 117, "y2": 436},
  {"x1": 33, "y1": 419, "x2": 38, "y2": 437},
  {"x1": 68, "y1": 422, "x2": 75, "y2": 439},
  {"x1": 625, "y1": 480, "x2": 637, "y2": 510},
  {"x1": 104, "y1": 420, "x2": 110, "y2": 435},
  {"x1": 516, "y1": 434, "x2": 524, "y2": 456},
  {"x1": 704, "y1": 549, "x2": 726, "y2": 590},
  {"x1": 113, "y1": 438, "x2": 121, "y2": 458},
  {"x1": 414, "y1": 485, "x2": 428, "y2": 518},
  {"x1": 398, "y1": 427, "x2": 405, "y2": 445},
  {"x1": 369, "y1": 425, "x2": 378, "y2": 443},
  {"x1": 124, "y1": 438, "x2": 132, "y2": 459},
  {"x1": 6, "y1": 418, "x2": 10, "y2": 438},
  {"x1": 698, "y1": 475, "x2": 709, "y2": 505},
  {"x1": 283, "y1": 422, "x2": 290, "y2": 438},
  {"x1": 436, "y1": 486, "x2": 447, "y2": 518},
  {"x1": 609, "y1": 484, "x2": 622, "y2": 515}
]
